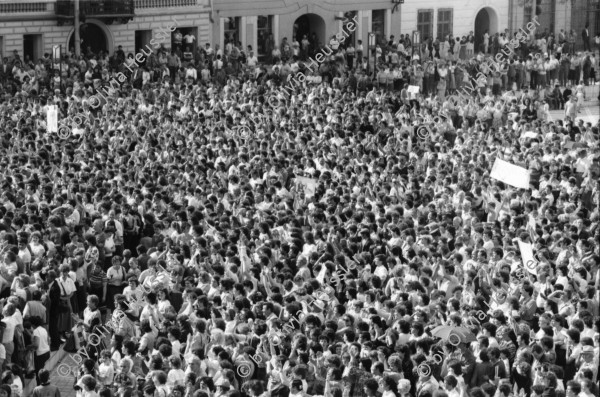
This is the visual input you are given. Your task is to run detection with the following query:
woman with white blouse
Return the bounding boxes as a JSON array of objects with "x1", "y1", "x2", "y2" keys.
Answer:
[
  {"x1": 28, "y1": 232, "x2": 46, "y2": 259},
  {"x1": 157, "y1": 288, "x2": 174, "y2": 317}
]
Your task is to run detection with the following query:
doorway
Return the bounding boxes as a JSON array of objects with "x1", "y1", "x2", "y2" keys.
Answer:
[
  {"x1": 23, "y1": 34, "x2": 43, "y2": 63},
  {"x1": 474, "y1": 7, "x2": 498, "y2": 53},
  {"x1": 68, "y1": 22, "x2": 108, "y2": 55},
  {"x1": 293, "y1": 13, "x2": 326, "y2": 50}
]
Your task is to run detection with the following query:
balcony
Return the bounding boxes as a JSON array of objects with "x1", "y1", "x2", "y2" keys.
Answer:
[
  {"x1": 0, "y1": 0, "x2": 208, "y2": 23},
  {"x1": 0, "y1": 2, "x2": 49, "y2": 13},
  {"x1": 135, "y1": 0, "x2": 199, "y2": 7},
  {"x1": 55, "y1": 0, "x2": 135, "y2": 24}
]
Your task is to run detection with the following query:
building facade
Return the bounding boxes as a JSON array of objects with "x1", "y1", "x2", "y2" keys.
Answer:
[
  {"x1": 0, "y1": 0, "x2": 212, "y2": 62},
  {"x1": 2, "y1": 0, "x2": 594, "y2": 64},
  {"x1": 212, "y1": 0, "x2": 520, "y2": 60},
  {"x1": 534, "y1": 0, "x2": 600, "y2": 48}
]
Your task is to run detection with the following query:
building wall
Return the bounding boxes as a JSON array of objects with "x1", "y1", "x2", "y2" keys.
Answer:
[
  {"x1": 212, "y1": 0, "x2": 394, "y2": 52},
  {"x1": 398, "y1": 0, "x2": 509, "y2": 38},
  {"x1": 0, "y1": 1, "x2": 211, "y2": 60},
  {"x1": 569, "y1": 0, "x2": 600, "y2": 50},
  {"x1": 212, "y1": 0, "x2": 512, "y2": 55},
  {"x1": 528, "y1": 0, "x2": 600, "y2": 50},
  {"x1": 553, "y1": 0, "x2": 572, "y2": 35}
]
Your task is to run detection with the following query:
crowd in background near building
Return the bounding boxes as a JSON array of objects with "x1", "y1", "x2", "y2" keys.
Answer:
[{"x1": 0, "y1": 19, "x2": 598, "y2": 397}]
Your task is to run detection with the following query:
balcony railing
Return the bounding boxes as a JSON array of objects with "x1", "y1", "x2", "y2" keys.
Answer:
[
  {"x1": 0, "y1": 2, "x2": 49, "y2": 13},
  {"x1": 134, "y1": 0, "x2": 199, "y2": 7},
  {"x1": 55, "y1": 0, "x2": 135, "y2": 18}
]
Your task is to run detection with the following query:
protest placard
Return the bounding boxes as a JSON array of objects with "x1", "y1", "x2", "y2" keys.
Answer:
[
  {"x1": 490, "y1": 158, "x2": 531, "y2": 189},
  {"x1": 518, "y1": 240, "x2": 537, "y2": 275},
  {"x1": 296, "y1": 176, "x2": 318, "y2": 198},
  {"x1": 407, "y1": 85, "x2": 420, "y2": 99},
  {"x1": 521, "y1": 131, "x2": 538, "y2": 139},
  {"x1": 47, "y1": 105, "x2": 58, "y2": 133}
]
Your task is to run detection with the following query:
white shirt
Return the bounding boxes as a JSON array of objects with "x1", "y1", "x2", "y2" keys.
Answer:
[
  {"x1": 33, "y1": 326, "x2": 50, "y2": 355},
  {"x1": 1, "y1": 315, "x2": 18, "y2": 343},
  {"x1": 57, "y1": 277, "x2": 77, "y2": 296},
  {"x1": 167, "y1": 368, "x2": 186, "y2": 391},
  {"x1": 185, "y1": 68, "x2": 197, "y2": 80},
  {"x1": 10, "y1": 377, "x2": 23, "y2": 397},
  {"x1": 247, "y1": 55, "x2": 258, "y2": 67}
]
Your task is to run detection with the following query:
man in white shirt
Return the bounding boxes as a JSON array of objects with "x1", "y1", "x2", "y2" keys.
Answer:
[
  {"x1": 31, "y1": 316, "x2": 50, "y2": 375},
  {"x1": 247, "y1": 51, "x2": 258, "y2": 68},
  {"x1": 183, "y1": 33, "x2": 196, "y2": 46},
  {"x1": 1, "y1": 303, "x2": 19, "y2": 364},
  {"x1": 185, "y1": 64, "x2": 197, "y2": 81},
  {"x1": 204, "y1": 43, "x2": 214, "y2": 58}
]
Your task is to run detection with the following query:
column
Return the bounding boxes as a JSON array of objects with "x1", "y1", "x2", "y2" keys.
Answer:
[
  {"x1": 246, "y1": 16, "x2": 258, "y2": 53},
  {"x1": 241, "y1": 16, "x2": 247, "y2": 47},
  {"x1": 273, "y1": 14, "x2": 279, "y2": 45},
  {"x1": 219, "y1": 17, "x2": 225, "y2": 50},
  {"x1": 385, "y1": 9, "x2": 392, "y2": 38},
  {"x1": 357, "y1": 10, "x2": 363, "y2": 43}
]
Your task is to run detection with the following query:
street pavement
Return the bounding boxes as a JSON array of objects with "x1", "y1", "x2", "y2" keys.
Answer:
[{"x1": 548, "y1": 84, "x2": 600, "y2": 124}]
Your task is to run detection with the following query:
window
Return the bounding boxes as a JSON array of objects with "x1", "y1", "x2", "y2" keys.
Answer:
[
  {"x1": 437, "y1": 9, "x2": 452, "y2": 40},
  {"x1": 257, "y1": 15, "x2": 273, "y2": 60},
  {"x1": 417, "y1": 9, "x2": 433, "y2": 41},
  {"x1": 223, "y1": 17, "x2": 241, "y2": 46},
  {"x1": 372, "y1": 9, "x2": 385, "y2": 45}
]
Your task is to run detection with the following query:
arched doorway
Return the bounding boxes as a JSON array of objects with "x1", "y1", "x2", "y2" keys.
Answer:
[
  {"x1": 474, "y1": 7, "x2": 498, "y2": 53},
  {"x1": 68, "y1": 22, "x2": 108, "y2": 55},
  {"x1": 293, "y1": 13, "x2": 326, "y2": 49}
]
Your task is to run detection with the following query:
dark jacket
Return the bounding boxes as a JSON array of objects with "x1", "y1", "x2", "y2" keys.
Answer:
[{"x1": 470, "y1": 361, "x2": 494, "y2": 387}]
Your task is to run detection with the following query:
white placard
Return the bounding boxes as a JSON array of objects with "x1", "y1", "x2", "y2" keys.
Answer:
[
  {"x1": 47, "y1": 105, "x2": 58, "y2": 133},
  {"x1": 407, "y1": 85, "x2": 420, "y2": 99},
  {"x1": 518, "y1": 240, "x2": 537, "y2": 275},
  {"x1": 521, "y1": 131, "x2": 538, "y2": 139},
  {"x1": 296, "y1": 176, "x2": 318, "y2": 198},
  {"x1": 490, "y1": 158, "x2": 531, "y2": 189}
]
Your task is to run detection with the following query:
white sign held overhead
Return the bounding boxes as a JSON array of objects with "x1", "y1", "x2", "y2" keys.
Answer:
[
  {"x1": 407, "y1": 85, "x2": 420, "y2": 99},
  {"x1": 296, "y1": 176, "x2": 318, "y2": 198},
  {"x1": 518, "y1": 240, "x2": 537, "y2": 275},
  {"x1": 47, "y1": 105, "x2": 58, "y2": 133},
  {"x1": 490, "y1": 158, "x2": 531, "y2": 189}
]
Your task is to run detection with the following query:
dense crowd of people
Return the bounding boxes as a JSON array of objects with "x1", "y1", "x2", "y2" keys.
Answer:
[{"x1": 0, "y1": 21, "x2": 598, "y2": 397}]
